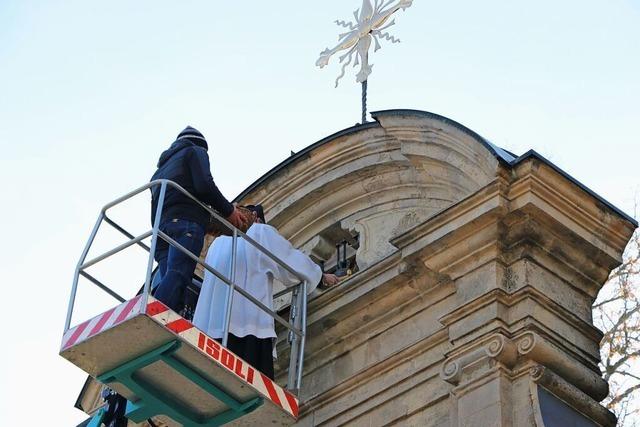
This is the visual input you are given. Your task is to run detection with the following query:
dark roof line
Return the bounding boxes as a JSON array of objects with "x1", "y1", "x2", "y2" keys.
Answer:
[
  {"x1": 234, "y1": 109, "x2": 637, "y2": 226},
  {"x1": 370, "y1": 109, "x2": 517, "y2": 164},
  {"x1": 511, "y1": 150, "x2": 637, "y2": 226}
]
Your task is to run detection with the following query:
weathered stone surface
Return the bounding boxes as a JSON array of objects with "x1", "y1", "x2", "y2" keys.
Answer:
[
  {"x1": 239, "y1": 110, "x2": 636, "y2": 426},
  {"x1": 74, "y1": 109, "x2": 636, "y2": 426}
]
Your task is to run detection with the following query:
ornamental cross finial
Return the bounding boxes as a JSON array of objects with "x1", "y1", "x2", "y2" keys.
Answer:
[{"x1": 316, "y1": 0, "x2": 413, "y2": 87}]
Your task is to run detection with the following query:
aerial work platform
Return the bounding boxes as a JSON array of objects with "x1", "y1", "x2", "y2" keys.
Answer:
[
  {"x1": 61, "y1": 295, "x2": 299, "y2": 426},
  {"x1": 61, "y1": 178, "x2": 310, "y2": 426}
]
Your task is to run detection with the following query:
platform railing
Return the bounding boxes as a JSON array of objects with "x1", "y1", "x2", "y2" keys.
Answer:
[{"x1": 63, "y1": 179, "x2": 309, "y2": 392}]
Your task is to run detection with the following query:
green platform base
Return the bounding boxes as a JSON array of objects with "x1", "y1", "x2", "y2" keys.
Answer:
[
  {"x1": 87, "y1": 408, "x2": 106, "y2": 427},
  {"x1": 97, "y1": 340, "x2": 263, "y2": 426}
]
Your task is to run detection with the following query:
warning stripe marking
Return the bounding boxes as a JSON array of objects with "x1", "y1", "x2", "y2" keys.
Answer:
[
  {"x1": 166, "y1": 318, "x2": 193, "y2": 334},
  {"x1": 114, "y1": 297, "x2": 141, "y2": 324},
  {"x1": 61, "y1": 295, "x2": 142, "y2": 351},
  {"x1": 63, "y1": 320, "x2": 91, "y2": 349},
  {"x1": 62, "y1": 296, "x2": 299, "y2": 418},
  {"x1": 144, "y1": 296, "x2": 299, "y2": 419},
  {"x1": 284, "y1": 391, "x2": 300, "y2": 418},
  {"x1": 261, "y1": 372, "x2": 283, "y2": 406},
  {"x1": 146, "y1": 300, "x2": 169, "y2": 316},
  {"x1": 87, "y1": 307, "x2": 117, "y2": 337}
]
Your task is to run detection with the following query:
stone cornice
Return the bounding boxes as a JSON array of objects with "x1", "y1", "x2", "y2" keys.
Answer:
[
  {"x1": 439, "y1": 286, "x2": 603, "y2": 346},
  {"x1": 508, "y1": 159, "x2": 632, "y2": 260},
  {"x1": 278, "y1": 251, "x2": 454, "y2": 377},
  {"x1": 389, "y1": 156, "x2": 635, "y2": 289},
  {"x1": 528, "y1": 365, "x2": 616, "y2": 427},
  {"x1": 297, "y1": 250, "x2": 405, "y2": 326},
  {"x1": 511, "y1": 150, "x2": 637, "y2": 226},
  {"x1": 515, "y1": 331, "x2": 608, "y2": 401},
  {"x1": 440, "y1": 331, "x2": 608, "y2": 402},
  {"x1": 248, "y1": 132, "x2": 402, "y2": 225},
  {"x1": 391, "y1": 179, "x2": 507, "y2": 255}
]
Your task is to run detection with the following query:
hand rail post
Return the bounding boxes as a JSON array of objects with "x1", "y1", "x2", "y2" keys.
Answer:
[
  {"x1": 142, "y1": 181, "x2": 167, "y2": 308},
  {"x1": 64, "y1": 212, "x2": 104, "y2": 333},
  {"x1": 296, "y1": 281, "x2": 308, "y2": 391},
  {"x1": 80, "y1": 230, "x2": 152, "y2": 270},
  {"x1": 287, "y1": 286, "x2": 300, "y2": 390},
  {"x1": 222, "y1": 228, "x2": 238, "y2": 347}
]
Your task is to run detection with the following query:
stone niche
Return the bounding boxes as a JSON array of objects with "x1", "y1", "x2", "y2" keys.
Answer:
[{"x1": 237, "y1": 109, "x2": 637, "y2": 426}]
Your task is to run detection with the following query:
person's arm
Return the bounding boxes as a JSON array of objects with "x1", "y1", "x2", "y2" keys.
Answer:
[
  {"x1": 188, "y1": 148, "x2": 249, "y2": 229},
  {"x1": 321, "y1": 273, "x2": 340, "y2": 287},
  {"x1": 253, "y1": 225, "x2": 323, "y2": 293},
  {"x1": 188, "y1": 147, "x2": 234, "y2": 217}
]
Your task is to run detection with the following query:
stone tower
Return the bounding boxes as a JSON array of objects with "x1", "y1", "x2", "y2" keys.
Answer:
[
  {"x1": 74, "y1": 109, "x2": 636, "y2": 426},
  {"x1": 235, "y1": 109, "x2": 636, "y2": 426}
]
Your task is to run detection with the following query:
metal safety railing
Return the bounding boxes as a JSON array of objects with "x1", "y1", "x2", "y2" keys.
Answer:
[{"x1": 63, "y1": 179, "x2": 309, "y2": 392}]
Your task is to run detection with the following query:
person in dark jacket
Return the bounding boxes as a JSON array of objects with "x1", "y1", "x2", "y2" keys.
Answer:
[{"x1": 150, "y1": 126, "x2": 248, "y2": 312}]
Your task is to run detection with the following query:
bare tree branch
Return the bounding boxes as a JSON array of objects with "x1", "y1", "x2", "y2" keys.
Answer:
[
  {"x1": 608, "y1": 383, "x2": 640, "y2": 407},
  {"x1": 594, "y1": 225, "x2": 640, "y2": 426}
]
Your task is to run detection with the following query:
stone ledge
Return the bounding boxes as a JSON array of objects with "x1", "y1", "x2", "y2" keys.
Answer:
[
  {"x1": 440, "y1": 330, "x2": 608, "y2": 402},
  {"x1": 528, "y1": 365, "x2": 616, "y2": 427}
]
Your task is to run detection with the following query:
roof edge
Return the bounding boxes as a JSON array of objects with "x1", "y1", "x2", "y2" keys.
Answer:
[
  {"x1": 233, "y1": 109, "x2": 637, "y2": 227},
  {"x1": 512, "y1": 150, "x2": 638, "y2": 226},
  {"x1": 370, "y1": 109, "x2": 517, "y2": 164}
]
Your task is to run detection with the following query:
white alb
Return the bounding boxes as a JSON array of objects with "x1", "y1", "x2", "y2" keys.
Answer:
[{"x1": 193, "y1": 224, "x2": 322, "y2": 343}]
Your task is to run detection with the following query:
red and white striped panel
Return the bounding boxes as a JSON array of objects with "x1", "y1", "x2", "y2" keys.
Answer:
[
  {"x1": 145, "y1": 296, "x2": 300, "y2": 419},
  {"x1": 60, "y1": 296, "x2": 144, "y2": 351}
]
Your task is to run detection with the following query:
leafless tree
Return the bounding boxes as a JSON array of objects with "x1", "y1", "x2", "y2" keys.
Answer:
[{"x1": 594, "y1": 227, "x2": 640, "y2": 426}]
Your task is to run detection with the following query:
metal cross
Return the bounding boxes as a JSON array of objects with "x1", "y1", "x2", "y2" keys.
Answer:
[{"x1": 316, "y1": 0, "x2": 413, "y2": 123}]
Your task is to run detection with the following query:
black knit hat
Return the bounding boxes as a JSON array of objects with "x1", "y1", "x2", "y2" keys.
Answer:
[{"x1": 177, "y1": 126, "x2": 208, "y2": 150}]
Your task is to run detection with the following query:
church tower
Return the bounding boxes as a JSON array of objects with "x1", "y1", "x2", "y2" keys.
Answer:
[{"x1": 235, "y1": 109, "x2": 636, "y2": 426}]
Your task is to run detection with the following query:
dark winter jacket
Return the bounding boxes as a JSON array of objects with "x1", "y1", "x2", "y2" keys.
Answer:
[{"x1": 150, "y1": 138, "x2": 234, "y2": 227}]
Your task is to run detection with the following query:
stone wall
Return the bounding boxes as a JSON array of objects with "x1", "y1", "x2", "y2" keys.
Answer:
[{"x1": 238, "y1": 110, "x2": 636, "y2": 426}]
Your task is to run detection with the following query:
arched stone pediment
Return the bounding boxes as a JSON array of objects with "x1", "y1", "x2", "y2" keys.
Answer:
[{"x1": 237, "y1": 109, "x2": 510, "y2": 269}]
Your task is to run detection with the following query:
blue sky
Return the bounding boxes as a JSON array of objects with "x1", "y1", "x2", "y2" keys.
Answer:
[{"x1": 1, "y1": 1, "x2": 638, "y2": 424}]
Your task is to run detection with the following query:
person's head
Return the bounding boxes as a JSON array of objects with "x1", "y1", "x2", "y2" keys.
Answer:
[
  {"x1": 177, "y1": 126, "x2": 208, "y2": 150},
  {"x1": 244, "y1": 204, "x2": 265, "y2": 224},
  {"x1": 205, "y1": 206, "x2": 256, "y2": 236}
]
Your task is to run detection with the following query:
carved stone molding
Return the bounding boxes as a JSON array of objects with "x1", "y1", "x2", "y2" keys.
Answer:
[
  {"x1": 528, "y1": 365, "x2": 616, "y2": 427},
  {"x1": 515, "y1": 331, "x2": 608, "y2": 401},
  {"x1": 439, "y1": 286, "x2": 603, "y2": 353},
  {"x1": 441, "y1": 329, "x2": 609, "y2": 402},
  {"x1": 441, "y1": 333, "x2": 516, "y2": 385}
]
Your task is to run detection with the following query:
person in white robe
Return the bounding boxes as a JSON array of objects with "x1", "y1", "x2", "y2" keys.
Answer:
[{"x1": 193, "y1": 205, "x2": 339, "y2": 378}]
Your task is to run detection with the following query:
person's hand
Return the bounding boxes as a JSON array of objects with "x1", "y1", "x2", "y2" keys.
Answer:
[
  {"x1": 226, "y1": 206, "x2": 248, "y2": 230},
  {"x1": 322, "y1": 273, "x2": 340, "y2": 287}
]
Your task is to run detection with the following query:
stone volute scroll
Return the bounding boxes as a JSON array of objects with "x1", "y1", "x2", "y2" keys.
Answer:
[
  {"x1": 441, "y1": 333, "x2": 517, "y2": 385},
  {"x1": 515, "y1": 331, "x2": 608, "y2": 402}
]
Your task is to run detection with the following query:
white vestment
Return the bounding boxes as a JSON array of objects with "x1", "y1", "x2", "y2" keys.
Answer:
[{"x1": 193, "y1": 224, "x2": 322, "y2": 343}]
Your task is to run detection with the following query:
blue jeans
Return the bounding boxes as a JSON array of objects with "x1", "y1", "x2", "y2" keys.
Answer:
[{"x1": 153, "y1": 218, "x2": 205, "y2": 312}]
